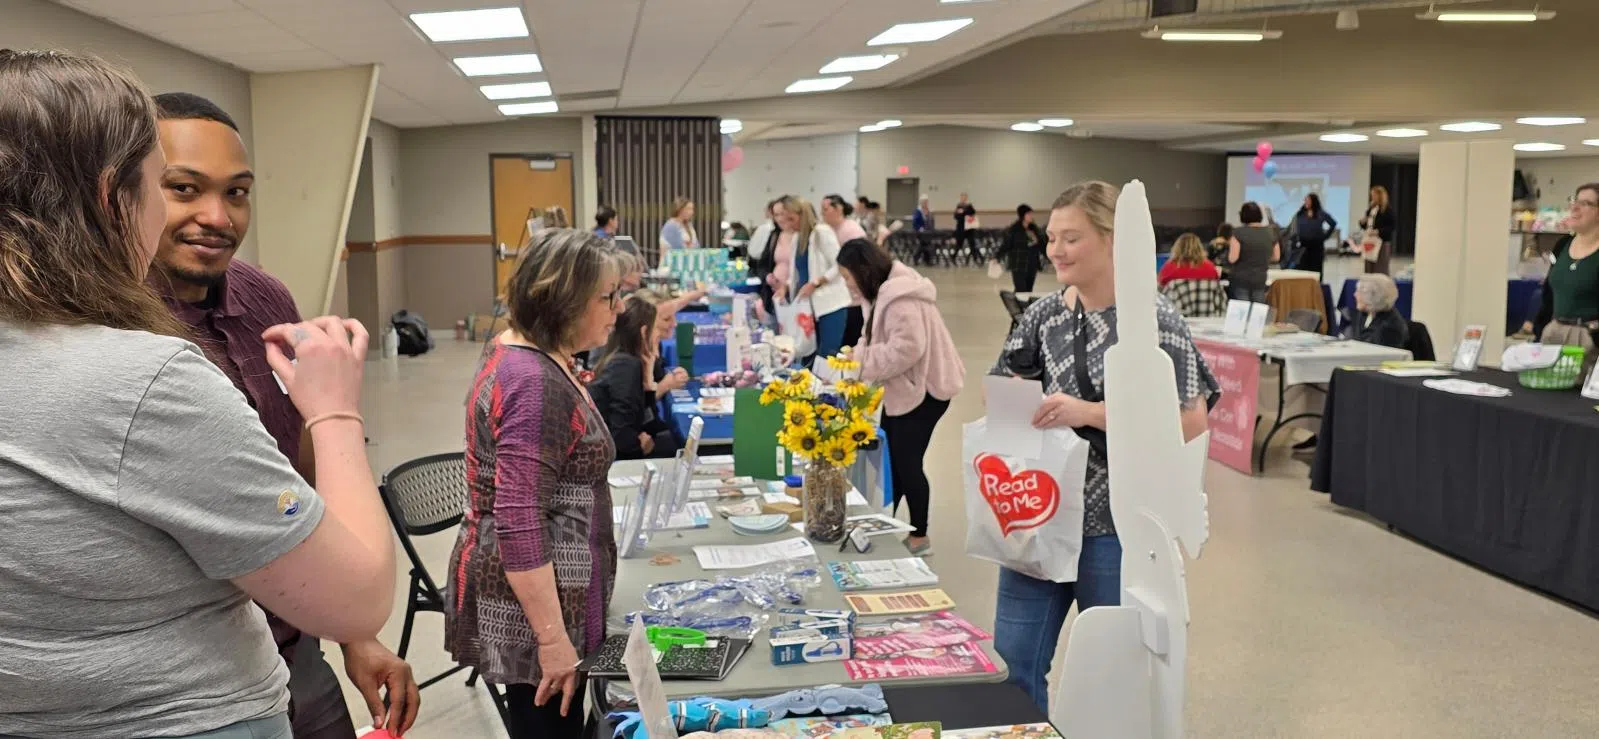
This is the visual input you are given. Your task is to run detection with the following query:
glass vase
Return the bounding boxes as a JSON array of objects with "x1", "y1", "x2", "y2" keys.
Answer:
[{"x1": 803, "y1": 461, "x2": 849, "y2": 543}]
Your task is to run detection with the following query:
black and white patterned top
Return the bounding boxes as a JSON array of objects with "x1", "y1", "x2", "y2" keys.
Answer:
[{"x1": 990, "y1": 291, "x2": 1220, "y2": 537}]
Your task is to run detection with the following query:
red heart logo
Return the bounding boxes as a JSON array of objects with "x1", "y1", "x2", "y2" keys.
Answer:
[
  {"x1": 796, "y1": 312, "x2": 816, "y2": 337},
  {"x1": 973, "y1": 453, "x2": 1060, "y2": 537}
]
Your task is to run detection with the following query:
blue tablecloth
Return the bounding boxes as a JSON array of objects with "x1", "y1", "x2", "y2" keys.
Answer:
[
  {"x1": 676, "y1": 311, "x2": 722, "y2": 327},
  {"x1": 667, "y1": 382, "x2": 735, "y2": 442},
  {"x1": 1335, "y1": 278, "x2": 1541, "y2": 334}
]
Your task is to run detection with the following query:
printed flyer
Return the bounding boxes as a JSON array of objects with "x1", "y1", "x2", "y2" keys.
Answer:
[{"x1": 842, "y1": 642, "x2": 998, "y2": 681}]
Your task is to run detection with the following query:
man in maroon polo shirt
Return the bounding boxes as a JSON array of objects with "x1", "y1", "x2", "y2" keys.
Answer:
[{"x1": 149, "y1": 93, "x2": 419, "y2": 738}]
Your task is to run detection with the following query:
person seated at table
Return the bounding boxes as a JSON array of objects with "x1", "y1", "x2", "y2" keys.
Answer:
[
  {"x1": 1228, "y1": 202, "x2": 1280, "y2": 303},
  {"x1": 1525, "y1": 183, "x2": 1599, "y2": 376},
  {"x1": 633, "y1": 289, "x2": 693, "y2": 400},
  {"x1": 591, "y1": 297, "x2": 678, "y2": 460},
  {"x1": 445, "y1": 228, "x2": 622, "y2": 739},
  {"x1": 1157, "y1": 233, "x2": 1221, "y2": 287},
  {"x1": 990, "y1": 181, "x2": 1219, "y2": 714},
  {"x1": 838, "y1": 239, "x2": 966, "y2": 556},
  {"x1": 1296, "y1": 273, "x2": 1409, "y2": 454},
  {"x1": 1339, "y1": 273, "x2": 1409, "y2": 348},
  {"x1": 996, "y1": 204, "x2": 1048, "y2": 294}
]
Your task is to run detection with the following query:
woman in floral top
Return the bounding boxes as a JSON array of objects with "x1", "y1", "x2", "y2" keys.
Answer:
[
  {"x1": 446, "y1": 228, "x2": 624, "y2": 738},
  {"x1": 988, "y1": 182, "x2": 1220, "y2": 713}
]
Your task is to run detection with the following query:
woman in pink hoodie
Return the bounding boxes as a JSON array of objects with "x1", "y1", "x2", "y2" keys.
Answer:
[{"x1": 837, "y1": 239, "x2": 965, "y2": 555}]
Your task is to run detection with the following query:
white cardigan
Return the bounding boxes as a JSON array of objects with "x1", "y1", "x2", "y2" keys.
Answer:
[{"x1": 785, "y1": 223, "x2": 852, "y2": 317}]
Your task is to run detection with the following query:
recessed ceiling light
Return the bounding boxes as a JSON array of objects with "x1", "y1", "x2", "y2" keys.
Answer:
[
  {"x1": 1011, "y1": 122, "x2": 1044, "y2": 132},
  {"x1": 1038, "y1": 118, "x2": 1074, "y2": 127},
  {"x1": 1418, "y1": 9, "x2": 1554, "y2": 22},
  {"x1": 410, "y1": 7, "x2": 528, "y2": 43},
  {"x1": 876, "y1": 119, "x2": 902, "y2": 128},
  {"x1": 1585, "y1": 139, "x2": 1599, "y2": 148},
  {"x1": 1320, "y1": 133, "x2": 1369, "y2": 143},
  {"x1": 940, "y1": 0, "x2": 994, "y2": 4},
  {"x1": 1376, "y1": 128, "x2": 1428, "y2": 138},
  {"x1": 868, "y1": 18, "x2": 974, "y2": 46},
  {"x1": 1440, "y1": 121, "x2": 1502, "y2": 133},
  {"x1": 785, "y1": 76, "x2": 853, "y2": 94},
  {"x1": 1517, "y1": 117, "x2": 1586, "y2": 126},
  {"x1": 720, "y1": 119, "x2": 743, "y2": 134},
  {"x1": 819, "y1": 54, "x2": 900, "y2": 74},
  {"x1": 453, "y1": 53, "x2": 542, "y2": 77},
  {"x1": 1142, "y1": 28, "x2": 1282, "y2": 42},
  {"x1": 859, "y1": 124, "x2": 885, "y2": 133},
  {"x1": 479, "y1": 81, "x2": 552, "y2": 100},
  {"x1": 1513, "y1": 142, "x2": 1565, "y2": 152},
  {"x1": 499, "y1": 101, "x2": 558, "y2": 116}
]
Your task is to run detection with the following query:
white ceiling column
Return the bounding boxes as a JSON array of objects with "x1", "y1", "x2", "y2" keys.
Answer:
[{"x1": 1413, "y1": 140, "x2": 1516, "y2": 360}]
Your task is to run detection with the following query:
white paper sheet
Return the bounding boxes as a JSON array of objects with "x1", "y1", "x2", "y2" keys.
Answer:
[
  {"x1": 846, "y1": 488, "x2": 870, "y2": 507},
  {"x1": 624, "y1": 620, "x2": 678, "y2": 739},
  {"x1": 616, "y1": 501, "x2": 710, "y2": 530},
  {"x1": 692, "y1": 536, "x2": 817, "y2": 569},
  {"x1": 979, "y1": 375, "x2": 1045, "y2": 460}
]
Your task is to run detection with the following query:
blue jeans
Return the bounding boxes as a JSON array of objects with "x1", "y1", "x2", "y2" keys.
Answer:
[
  {"x1": 993, "y1": 534, "x2": 1123, "y2": 713},
  {"x1": 812, "y1": 308, "x2": 848, "y2": 360}
]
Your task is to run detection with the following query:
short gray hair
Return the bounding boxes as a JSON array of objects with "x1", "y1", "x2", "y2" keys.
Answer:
[
  {"x1": 612, "y1": 247, "x2": 641, "y2": 276},
  {"x1": 1355, "y1": 273, "x2": 1399, "y2": 312}
]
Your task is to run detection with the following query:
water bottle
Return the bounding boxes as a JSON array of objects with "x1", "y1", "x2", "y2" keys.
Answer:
[{"x1": 382, "y1": 326, "x2": 399, "y2": 359}]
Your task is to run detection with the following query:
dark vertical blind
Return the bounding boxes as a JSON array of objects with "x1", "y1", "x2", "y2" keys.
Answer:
[{"x1": 596, "y1": 116, "x2": 723, "y2": 267}]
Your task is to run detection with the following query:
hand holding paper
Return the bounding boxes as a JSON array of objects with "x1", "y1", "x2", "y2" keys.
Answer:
[{"x1": 980, "y1": 375, "x2": 1045, "y2": 460}]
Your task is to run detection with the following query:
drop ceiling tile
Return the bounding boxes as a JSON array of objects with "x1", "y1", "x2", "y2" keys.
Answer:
[
  {"x1": 64, "y1": 0, "x2": 242, "y2": 18},
  {"x1": 523, "y1": 0, "x2": 639, "y2": 98},
  {"x1": 225, "y1": 49, "x2": 346, "y2": 72}
]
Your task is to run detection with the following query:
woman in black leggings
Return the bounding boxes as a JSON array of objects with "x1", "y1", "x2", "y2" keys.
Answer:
[{"x1": 836, "y1": 240, "x2": 966, "y2": 555}]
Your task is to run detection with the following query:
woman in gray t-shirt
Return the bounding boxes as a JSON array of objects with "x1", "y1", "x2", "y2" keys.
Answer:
[
  {"x1": 0, "y1": 50, "x2": 395, "y2": 738},
  {"x1": 1227, "y1": 201, "x2": 1282, "y2": 303}
]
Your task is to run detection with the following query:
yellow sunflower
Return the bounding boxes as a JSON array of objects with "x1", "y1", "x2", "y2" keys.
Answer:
[
  {"x1": 866, "y1": 386, "x2": 885, "y2": 414},
  {"x1": 783, "y1": 426, "x2": 823, "y2": 458},
  {"x1": 844, "y1": 418, "x2": 875, "y2": 446},
  {"x1": 837, "y1": 379, "x2": 867, "y2": 401},
  {"x1": 817, "y1": 437, "x2": 858, "y2": 468},
  {"x1": 759, "y1": 383, "x2": 782, "y2": 405},
  {"x1": 783, "y1": 401, "x2": 816, "y2": 430},
  {"x1": 817, "y1": 404, "x2": 843, "y2": 424}
]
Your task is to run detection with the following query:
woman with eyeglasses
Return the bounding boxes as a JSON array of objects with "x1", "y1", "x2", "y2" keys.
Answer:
[
  {"x1": 446, "y1": 228, "x2": 624, "y2": 738},
  {"x1": 1525, "y1": 183, "x2": 1599, "y2": 376}
]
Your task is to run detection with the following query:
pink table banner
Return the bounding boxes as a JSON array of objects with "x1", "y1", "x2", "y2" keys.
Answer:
[{"x1": 1194, "y1": 339, "x2": 1261, "y2": 474}]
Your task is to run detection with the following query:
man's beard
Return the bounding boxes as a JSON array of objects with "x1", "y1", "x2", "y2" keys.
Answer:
[{"x1": 154, "y1": 260, "x2": 229, "y2": 289}]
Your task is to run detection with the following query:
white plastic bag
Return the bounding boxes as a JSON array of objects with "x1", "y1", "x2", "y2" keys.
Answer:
[
  {"x1": 775, "y1": 298, "x2": 817, "y2": 357},
  {"x1": 986, "y1": 260, "x2": 1005, "y2": 280},
  {"x1": 963, "y1": 418, "x2": 1089, "y2": 583}
]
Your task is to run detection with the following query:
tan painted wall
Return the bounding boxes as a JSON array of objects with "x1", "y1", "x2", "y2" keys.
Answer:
[
  {"x1": 403, "y1": 243, "x2": 496, "y2": 327},
  {"x1": 2, "y1": 0, "x2": 261, "y2": 264},
  {"x1": 1518, "y1": 157, "x2": 1599, "y2": 207},
  {"x1": 398, "y1": 118, "x2": 585, "y2": 236},
  {"x1": 369, "y1": 120, "x2": 405, "y2": 241},
  {"x1": 250, "y1": 66, "x2": 378, "y2": 317},
  {"x1": 858, "y1": 125, "x2": 1226, "y2": 216},
  {"x1": 329, "y1": 259, "x2": 349, "y2": 319}
]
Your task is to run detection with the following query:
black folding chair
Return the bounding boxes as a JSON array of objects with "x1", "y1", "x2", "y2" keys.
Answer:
[
  {"x1": 999, "y1": 290, "x2": 1027, "y2": 334},
  {"x1": 379, "y1": 452, "x2": 512, "y2": 733}
]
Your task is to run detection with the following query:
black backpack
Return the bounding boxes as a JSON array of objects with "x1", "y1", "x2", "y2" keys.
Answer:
[{"x1": 390, "y1": 310, "x2": 434, "y2": 356}]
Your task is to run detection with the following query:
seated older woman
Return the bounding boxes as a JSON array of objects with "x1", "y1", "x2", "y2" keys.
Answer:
[{"x1": 1340, "y1": 273, "x2": 1409, "y2": 348}]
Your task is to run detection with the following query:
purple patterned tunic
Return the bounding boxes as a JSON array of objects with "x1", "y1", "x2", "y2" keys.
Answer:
[{"x1": 444, "y1": 343, "x2": 617, "y2": 684}]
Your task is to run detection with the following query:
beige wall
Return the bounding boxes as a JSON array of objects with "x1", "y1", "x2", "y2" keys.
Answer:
[
  {"x1": 329, "y1": 260, "x2": 349, "y2": 318},
  {"x1": 369, "y1": 120, "x2": 405, "y2": 241},
  {"x1": 398, "y1": 118, "x2": 585, "y2": 235},
  {"x1": 250, "y1": 66, "x2": 378, "y2": 317},
  {"x1": 403, "y1": 244, "x2": 495, "y2": 328},
  {"x1": 1518, "y1": 157, "x2": 1599, "y2": 207},
  {"x1": 3, "y1": 0, "x2": 260, "y2": 263},
  {"x1": 858, "y1": 125, "x2": 1226, "y2": 219}
]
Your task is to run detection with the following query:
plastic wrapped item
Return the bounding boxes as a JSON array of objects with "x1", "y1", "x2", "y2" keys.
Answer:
[
  {"x1": 615, "y1": 611, "x2": 764, "y2": 641},
  {"x1": 642, "y1": 564, "x2": 822, "y2": 615}
]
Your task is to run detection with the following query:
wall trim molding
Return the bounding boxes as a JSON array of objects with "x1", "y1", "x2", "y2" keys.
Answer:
[{"x1": 345, "y1": 234, "x2": 493, "y2": 254}]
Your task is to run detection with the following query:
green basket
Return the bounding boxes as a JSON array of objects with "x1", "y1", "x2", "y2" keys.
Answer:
[{"x1": 1518, "y1": 345, "x2": 1587, "y2": 390}]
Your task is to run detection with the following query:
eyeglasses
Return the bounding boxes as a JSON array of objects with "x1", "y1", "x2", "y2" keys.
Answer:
[
  {"x1": 1571, "y1": 198, "x2": 1599, "y2": 210},
  {"x1": 599, "y1": 290, "x2": 620, "y2": 307}
]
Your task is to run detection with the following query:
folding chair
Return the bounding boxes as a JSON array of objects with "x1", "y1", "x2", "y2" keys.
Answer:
[
  {"x1": 379, "y1": 452, "x2": 512, "y2": 733},
  {"x1": 999, "y1": 290, "x2": 1027, "y2": 334},
  {"x1": 1286, "y1": 308, "x2": 1324, "y2": 334}
]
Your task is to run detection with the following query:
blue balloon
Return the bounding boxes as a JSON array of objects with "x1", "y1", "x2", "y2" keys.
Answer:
[
  {"x1": 722, "y1": 133, "x2": 734, "y2": 150},
  {"x1": 1263, "y1": 160, "x2": 1279, "y2": 179}
]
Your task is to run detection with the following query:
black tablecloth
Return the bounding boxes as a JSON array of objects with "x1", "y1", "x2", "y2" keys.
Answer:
[
  {"x1": 883, "y1": 682, "x2": 1049, "y2": 730},
  {"x1": 1311, "y1": 368, "x2": 1599, "y2": 611}
]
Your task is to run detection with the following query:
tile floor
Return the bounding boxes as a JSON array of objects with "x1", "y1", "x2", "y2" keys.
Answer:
[{"x1": 338, "y1": 261, "x2": 1599, "y2": 738}]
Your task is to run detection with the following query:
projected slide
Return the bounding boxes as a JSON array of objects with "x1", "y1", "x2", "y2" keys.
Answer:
[{"x1": 1244, "y1": 156, "x2": 1352, "y2": 236}]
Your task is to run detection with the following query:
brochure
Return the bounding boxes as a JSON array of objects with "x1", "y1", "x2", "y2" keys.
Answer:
[
  {"x1": 843, "y1": 642, "x2": 997, "y2": 681},
  {"x1": 828, "y1": 558, "x2": 939, "y2": 591},
  {"x1": 943, "y1": 724, "x2": 1062, "y2": 739},
  {"x1": 844, "y1": 588, "x2": 955, "y2": 616},
  {"x1": 852, "y1": 611, "x2": 992, "y2": 657}
]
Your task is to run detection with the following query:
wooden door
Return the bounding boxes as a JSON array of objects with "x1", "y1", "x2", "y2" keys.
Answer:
[{"x1": 491, "y1": 155, "x2": 575, "y2": 299}]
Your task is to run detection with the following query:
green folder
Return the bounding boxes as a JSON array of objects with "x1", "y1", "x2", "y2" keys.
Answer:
[
  {"x1": 675, "y1": 322, "x2": 696, "y2": 376},
  {"x1": 733, "y1": 386, "x2": 792, "y2": 481}
]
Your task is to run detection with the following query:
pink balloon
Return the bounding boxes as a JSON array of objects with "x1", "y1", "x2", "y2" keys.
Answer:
[
  {"x1": 721, "y1": 145, "x2": 745, "y2": 173},
  {"x1": 1256, "y1": 141, "x2": 1274, "y2": 159},
  {"x1": 1252, "y1": 156, "x2": 1267, "y2": 174}
]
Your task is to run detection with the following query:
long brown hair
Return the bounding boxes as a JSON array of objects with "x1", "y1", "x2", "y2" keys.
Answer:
[
  {"x1": 593, "y1": 295, "x2": 658, "y2": 374},
  {"x1": 0, "y1": 49, "x2": 184, "y2": 337},
  {"x1": 780, "y1": 195, "x2": 819, "y2": 254}
]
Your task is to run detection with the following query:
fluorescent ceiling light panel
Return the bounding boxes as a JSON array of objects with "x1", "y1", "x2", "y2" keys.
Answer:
[
  {"x1": 868, "y1": 18, "x2": 973, "y2": 46},
  {"x1": 720, "y1": 119, "x2": 742, "y2": 133},
  {"x1": 499, "y1": 101, "x2": 559, "y2": 116},
  {"x1": 1585, "y1": 140, "x2": 1599, "y2": 147},
  {"x1": 1421, "y1": 10, "x2": 1553, "y2": 22},
  {"x1": 876, "y1": 119, "x2": 902, "y2": 128},
  {"x1": 1513, "y1": 142, "x2": 1565, "y2": 152},
  {"x1": 819, "y1": 54, "x2": 900, "y2": 74},
  {"x1": 1320, "y1": 133, "x2": 1369, "y2": 143},
  {"x1": 1440, "y1": 121, "x2": 1502, "y2": 133},
  {"x1": 410, "y1": 7, "x2": 528, "y2": 42},
  {"x1": 860, "y1": 124, "x2": 885, "y2": 133},
  {"x1": 1038, "y1": 118, "x2": 1074, "y2": 127},
  {"x1": 453, "y1": 53, "x2": 542, "y2": 77},
  {"x1": 1143, "y1": 28, "x2": 1281, "y2": 42},
  {"x1": 1376, "y1": 128, "x2": 1428, "y2": 138},
  {"x1": 1517, "y1": 116, "x2": 1585, "y2": 127},
  {"x1": 479, "y1": 81, "x2": 552, "y2": 100},
  {"x1": 785, "y1": 76, "x2": 852, "y2": 94},
  {"x1": 1011, "y1": 122, "x2": 1044, "y2": 132},
  {"x1": 940, "y1": 0, "x2": 994, "y2": 3}
]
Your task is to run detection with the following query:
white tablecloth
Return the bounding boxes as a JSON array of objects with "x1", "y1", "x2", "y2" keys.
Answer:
[{"x1": 1186, "y1": 318, "x2": 1412, "y2": 386}]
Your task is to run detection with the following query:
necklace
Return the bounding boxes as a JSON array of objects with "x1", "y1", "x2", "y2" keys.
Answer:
[{"x1": 1570, "y1": 236, "x2": 1597, "y2": 270}]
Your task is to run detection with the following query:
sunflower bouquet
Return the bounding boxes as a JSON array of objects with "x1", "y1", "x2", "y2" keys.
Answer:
[{"x1": 758, "y1": 359, "x2": 884, "y2": 542}]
